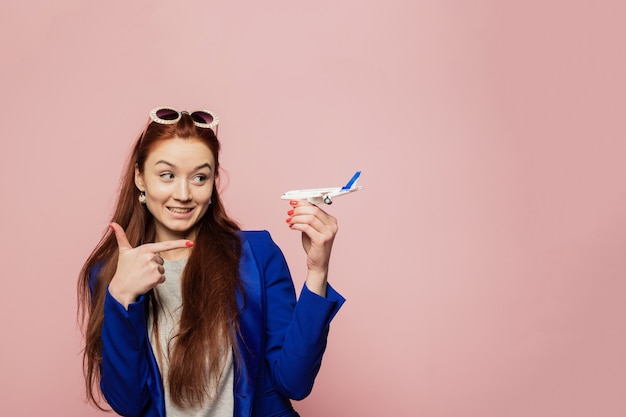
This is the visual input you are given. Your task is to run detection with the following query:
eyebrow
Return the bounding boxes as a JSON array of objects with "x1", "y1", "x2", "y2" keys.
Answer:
[{"x1": 154, "y1": 160, "x2": 213, "y2": 171}]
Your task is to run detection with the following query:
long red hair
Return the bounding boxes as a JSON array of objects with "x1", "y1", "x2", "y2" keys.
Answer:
[{"x1": 77, "y1": 113, "x2": 243, "y2": 408}]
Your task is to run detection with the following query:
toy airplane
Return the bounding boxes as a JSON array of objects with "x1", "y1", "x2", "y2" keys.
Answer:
[{"x1": 281, "y1": 171, "x2": 363, "y2": 204}]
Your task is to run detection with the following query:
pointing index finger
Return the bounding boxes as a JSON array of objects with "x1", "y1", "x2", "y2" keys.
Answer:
[{"x1": 143, "y1": 239, "x2": 194, "y2": 254}]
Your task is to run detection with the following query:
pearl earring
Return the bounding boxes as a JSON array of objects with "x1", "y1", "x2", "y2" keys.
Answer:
[{"x1": 139, "y1": 191, "x2": 146, "y2": 204}]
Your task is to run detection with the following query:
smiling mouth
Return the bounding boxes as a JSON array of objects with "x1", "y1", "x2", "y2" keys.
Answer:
[{"x1": 168, "y1": 207, "x2": 193, "y2": 213}]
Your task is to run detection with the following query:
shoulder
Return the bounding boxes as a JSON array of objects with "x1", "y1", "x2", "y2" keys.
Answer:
[
  {"x1": 237, "y1": 230, "x2": 287, "y2": 266},
  {"x1": 237, "y1": 230, "x2": 275, "y2": 248},
  {"x1": 237, "y1": 229, "x2": 271, "y2": 240}
]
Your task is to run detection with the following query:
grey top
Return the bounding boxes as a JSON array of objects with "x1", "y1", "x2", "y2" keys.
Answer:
[{"x1": 148, "y1": 258, "x2": 234, "y2": 417}]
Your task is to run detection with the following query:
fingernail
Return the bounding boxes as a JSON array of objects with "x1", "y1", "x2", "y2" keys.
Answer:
[
  {"x1": 287, "y1": 209, "x2": 295, "y2": 215},
  {"x1": 109, "y1": 224, "x2": 114, "y2": 231},
  {"x1": 289, "y1": 200, "x2": 298, "y2": 206},
  {"x1": 285, "y1": 217, "x2": 292, "y2": 223},
  {"x1": 289, "y1": 223, "x2": 294, "y2": 228},
  {"x1": 186, "y1": 241, "x2": 194, "y2": 247}
]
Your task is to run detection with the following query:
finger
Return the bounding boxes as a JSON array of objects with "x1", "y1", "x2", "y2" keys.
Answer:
[
  {"x1": 289, "y1": 219, "x2": 335, "y2": 240},
  {"x1": 289, "y1": 200, "x2": 319, "y2": 210},
  {"x1": 154, "y1": 254, "x2": 164, "y2": 265},
  {"x1": 157, "y1": 264, "x2": 165, "y2": 275},
  {"x1": 110, "y1": 222, "x2": 133, "y2": 251},
  {"x1": 289, "y1": 202, "x2": 332, "y2": 220},
  {"x1": 289, "y1": 212, "x2": 337, "y2": 234},
  {"x1": 143, "y1": 239, "x2": 194, "y2": 254},
  {"x1": 287, "y1": 204, "x2": 323, "y2": 225}
]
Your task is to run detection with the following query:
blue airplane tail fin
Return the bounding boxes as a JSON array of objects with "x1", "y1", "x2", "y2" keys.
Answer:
[{"x1": 341, "y1": 171, "x2": 361, "y2": 190}]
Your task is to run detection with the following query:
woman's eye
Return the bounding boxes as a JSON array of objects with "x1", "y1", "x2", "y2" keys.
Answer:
[
  {"x1": 193, "y1": 174, "x2": 207, "y2": 183},
  {"x1": 160, "y1": 173, "x2": 174, "y2": 180}
]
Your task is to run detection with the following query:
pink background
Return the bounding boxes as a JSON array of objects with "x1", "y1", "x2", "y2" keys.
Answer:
[{"x1": 1, "y1": 1, "x2": 625, "y2": 416}]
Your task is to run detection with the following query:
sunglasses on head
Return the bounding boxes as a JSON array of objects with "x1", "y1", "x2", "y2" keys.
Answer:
[{"x1": 149, "y1": 107, "x2": 219, "y2": 130}]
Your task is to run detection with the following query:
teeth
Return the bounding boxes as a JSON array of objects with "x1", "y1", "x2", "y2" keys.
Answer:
[{"x1": 169, "y1": 207, "x2": 192, "y2": 213}]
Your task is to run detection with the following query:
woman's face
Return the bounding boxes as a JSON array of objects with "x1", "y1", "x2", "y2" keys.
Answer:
[{"x1": 135, "y1": 137, "x2": 215, "y2": 242}]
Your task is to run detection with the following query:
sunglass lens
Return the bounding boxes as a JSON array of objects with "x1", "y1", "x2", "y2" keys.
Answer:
[
  {"x1": 155, "y1": 108, "x2": 179, "y2": 121},
  {"x1": 191, "y1": 111, "x2": 214, "y2": 125}
]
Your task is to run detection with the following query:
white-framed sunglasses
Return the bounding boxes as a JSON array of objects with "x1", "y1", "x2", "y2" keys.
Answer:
[{"x1": 149, "y1": 107, "x2": 219, "y2": 130}]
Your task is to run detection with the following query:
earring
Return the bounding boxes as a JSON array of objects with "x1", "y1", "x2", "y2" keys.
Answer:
[
  {"x1": 209, "y1": 197, "x2": 212, "y2": 205},
  {"x1": 139, "y1": 191, "x2": 146, "y2": 204}
]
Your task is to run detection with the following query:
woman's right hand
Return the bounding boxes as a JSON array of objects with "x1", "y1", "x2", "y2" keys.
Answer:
[{"x1": 108, "y1": 222, "x2": 193, "y2": 309}]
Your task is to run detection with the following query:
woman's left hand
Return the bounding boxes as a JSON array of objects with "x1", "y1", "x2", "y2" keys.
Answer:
[{"x1": 286, "y1": 200, "x2": 338, "y2": 296}]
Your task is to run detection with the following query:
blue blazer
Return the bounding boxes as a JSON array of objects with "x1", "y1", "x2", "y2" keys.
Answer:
[{"x1": 95, "y1": 230, "x2": 345, "y2": 417}]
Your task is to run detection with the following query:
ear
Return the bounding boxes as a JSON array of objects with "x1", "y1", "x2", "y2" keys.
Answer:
[{"x1": 134, "y1": 163, "x2": 145, "y2": 191}]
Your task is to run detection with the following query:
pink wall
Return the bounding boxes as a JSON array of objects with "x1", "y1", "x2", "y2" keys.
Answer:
[{"x1": 1, "y1": 1, "x2": 625, "y2": 416}]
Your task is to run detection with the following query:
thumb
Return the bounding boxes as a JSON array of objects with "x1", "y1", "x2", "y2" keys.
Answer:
[{"x1": 110, "y1": 222, "x2": 133, "y2": 251}]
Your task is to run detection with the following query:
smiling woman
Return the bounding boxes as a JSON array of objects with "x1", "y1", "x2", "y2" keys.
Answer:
[{"x1": 77, "y1": 107, "x2": 345, "y2": 417}]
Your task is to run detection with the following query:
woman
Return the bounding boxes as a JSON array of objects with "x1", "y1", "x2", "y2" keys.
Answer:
[{"x1": 77, "y1": 107, "x2": 345, "y2": 417}]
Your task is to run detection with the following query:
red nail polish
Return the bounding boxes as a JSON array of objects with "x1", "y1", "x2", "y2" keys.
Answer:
[
  {"x1": 109, "y1": 224, "x2": 114, "y2": 231},
  {"x1": 289, "y1": 224, "x2": 294, "y2": 228},
  {"x1": 186, "y1": 241, "x2": 194, "y2": 247},
  {"x1": 289, "y1": 200, "x2": 298, "y2": 206},
  {"x1": 285, "y1": 217, "x2": 292, "y2": 223},
  {"x1": 287, "y1": 209, "x2": 295, "y2": 215}
]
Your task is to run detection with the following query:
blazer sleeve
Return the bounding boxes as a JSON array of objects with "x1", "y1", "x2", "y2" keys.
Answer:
[
  {"x1": 99, "y1": 290, "x2": 159, "y2": 417},
  {"x1": 245, "y1": 231, "x2": 346, "y2": 400}
]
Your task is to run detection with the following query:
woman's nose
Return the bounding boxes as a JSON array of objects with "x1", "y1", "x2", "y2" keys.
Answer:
[{"x1": 173, "y1": 180, "x2": 192, "y2": 201}]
